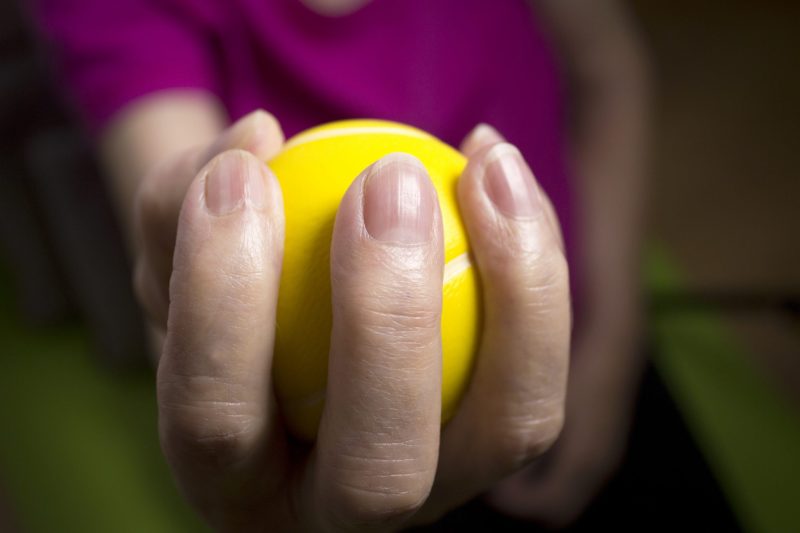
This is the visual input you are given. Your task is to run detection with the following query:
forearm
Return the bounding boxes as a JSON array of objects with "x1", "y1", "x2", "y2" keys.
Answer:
[
  {"x1": 572, "y1": 38, "x2": 650, "y2": 352},
  {"x1": 534, "y1": 0, "x2": 651, "y2": 373},
  {"x1": 570, "y1": 44, "x2": 651, "y2": 417},
  {"x1": 99, "y1": 89, "x2": 227, "y2": 249}
]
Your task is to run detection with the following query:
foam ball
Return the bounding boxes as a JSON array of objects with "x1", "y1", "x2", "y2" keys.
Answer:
[{"x1": 269, "y1": 119, "x2": 480, "y2": 440}]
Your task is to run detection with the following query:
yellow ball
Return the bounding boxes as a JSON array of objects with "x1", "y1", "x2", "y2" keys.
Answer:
[{"x1": 268, "y1": 119, "x2": 480, "y2": 440}]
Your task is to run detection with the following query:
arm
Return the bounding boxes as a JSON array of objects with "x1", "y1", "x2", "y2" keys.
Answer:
[
  {"x1": 31, "y1": 0, "x2": 230, "y2": 248},
  {"x1": 537, "y1": 0, "x2": 650, "y2": 373},
  {"x1": 489, "y1": 1, "x2": 651, "y2": 525},
  {"x1": 102, "y1": 104, "x2": 284, "y2": 357},
  {"x1": 99, "y1": 90, "x2": 227, "y2": 249}
]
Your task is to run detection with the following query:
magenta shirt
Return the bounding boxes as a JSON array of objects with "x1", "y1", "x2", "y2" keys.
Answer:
[{"x1": 33, "y1": 0, "x2": 576, "y2": 289}]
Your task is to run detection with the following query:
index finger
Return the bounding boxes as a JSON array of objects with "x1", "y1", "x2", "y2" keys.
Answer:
[{"x1": 134, "y1": 110, "x2": 284, "y2": 327}]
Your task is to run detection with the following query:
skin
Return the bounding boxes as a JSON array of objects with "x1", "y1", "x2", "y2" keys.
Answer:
[
  {"x1": 126, "y1": 113, "x2": 569, "y2": 531},
  {"x1": 487, "y1": 0, "x2": 651, "y2": 527},
  {"x1": 99, "y1": 1, "x2": 647, "y2": 529}
]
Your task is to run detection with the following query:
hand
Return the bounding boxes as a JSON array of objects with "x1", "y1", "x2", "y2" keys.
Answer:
[
  {"x1": 464, "y1": 124, "x2": 643, "y2": 528},
  {"x1": 133, "y1": 110, "x2": 285, "y2": 344},
  {"x1": 154, "y1": 123, "x2": 571, "y2": 531},
  {"x1": 486, "y1": 325, "x2": 643, "y2": 528}
]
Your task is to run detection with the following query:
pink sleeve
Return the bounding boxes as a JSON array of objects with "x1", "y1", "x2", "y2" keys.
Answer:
[{"x1": 31, "y1": 0, "x2": 219, "y2": 134}]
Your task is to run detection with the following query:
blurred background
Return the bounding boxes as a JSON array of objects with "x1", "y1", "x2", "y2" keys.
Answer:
[{"x1": 0, "y1": 1, "x2": 798, "y2": 531}]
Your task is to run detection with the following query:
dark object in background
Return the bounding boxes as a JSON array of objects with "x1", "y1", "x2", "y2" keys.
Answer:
[
  {"x1": 416, "y1": 361, "x2": 742, "y2": 532},
  {"x1": 0, "y1": 0, "x2": 147, "y2": 369}
]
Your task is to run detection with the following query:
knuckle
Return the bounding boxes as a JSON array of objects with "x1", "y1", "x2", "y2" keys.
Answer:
[
  {"x1": 157, "y1": 376, "x2": 258, "y2": 469},
  {"x1": 172, "y1": 246, "x2": 266, "y2": 301},
  {"x1": 334, "y1": 298, "x2": 441, "y2": 346},
  {"x1": 162, "y1": 417, "x2": 254, "y2": 468},
  {"x1": 342, "y1": 297, "x2": 441, "y2": 356},
  {"x1": 320, "y1": 440, "x2": 435, "y2": 529},
  {"x1": 487, "y1": 215, "x2": 565, "y2": 269},
  {"x1": 506, "y1": 235, "x2": 567, "y2": 285},
  {"x1": 486, "y1": 236, "x2": 570, "y2": 311},
  {"x1": 330, "y1": 235, "x2": 444, "y2": 333},
  {"x1": 360, "y1": 296, "x2": 440, "y2": 334},
  {"x1": 333, "y1": 259, "x2": 442, "y2": 336},
  {"x1": 497, "y1": 409, "x2": 565, "y2": 469},
  {"x1": 325, "y1": 477, "x2": 429, "y2": 529}
]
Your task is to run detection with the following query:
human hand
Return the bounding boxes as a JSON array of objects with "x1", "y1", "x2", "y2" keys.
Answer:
[
  {"x1": 155, "y1": 124, "x2": 571, "y2": 531},
  {"x1": 486, "y1": 325, "x2": 643, "y2": 528},
  {"x1": 463, "y1": 123, "x2": 643, "y2": 528},
  {"x1": 132, "y1": 109, "x2": 285, "y2": 345}
]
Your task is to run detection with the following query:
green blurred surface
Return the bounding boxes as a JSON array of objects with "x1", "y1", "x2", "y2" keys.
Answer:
[
  {"x1": 647, "y1": 247, "x2": 800, "y2": 533},
  {"x1": 0, "y1": 266, "x2": 206, "y2": 532},
  {"x1": 0, "y1": 249, "x2": 798, "y2": 532}
]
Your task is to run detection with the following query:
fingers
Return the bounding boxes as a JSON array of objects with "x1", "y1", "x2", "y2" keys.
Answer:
[
  {"x1": 308, "y1": 154, "x2": 444, "y2": 530},
  {"x1": 423, "y1": 142, "x2": 571, "y2": 518},
  {"x1": 134, "y1": 110, "x2": 284, "y2": 330},
  {"x1": 460, "y1": 123, "x2": 565, "y2": 251},
  {"x1": 157, "y1": 150, "x2": 287, "y2": 520},
  {"x1": 484, "y1": 430, "x2": 608, "y2": 528},
  {"x1": 459, "y1": 122, "x2": 504, "y2": 158},
  {"x1": 484, "y1": 460, "x2": 586, "y2": 528}
]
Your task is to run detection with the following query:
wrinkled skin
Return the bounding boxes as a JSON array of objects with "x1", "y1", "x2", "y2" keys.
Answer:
[{"x1": 134, "y1": 112, "x2": 571, "y2": 531}]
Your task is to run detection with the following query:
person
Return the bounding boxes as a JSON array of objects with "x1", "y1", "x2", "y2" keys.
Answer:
[{"x1": 31, "y1": 0, "x2": 648, "y2": 529}]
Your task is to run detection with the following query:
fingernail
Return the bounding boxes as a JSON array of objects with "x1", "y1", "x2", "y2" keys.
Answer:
[
  {"x1": 483, "y1": 143, "x2": 541, "y2": 217},
  {"x1": 469, "y1": 123, "x2": 504, "y2": 146},
  {"x1": 205, "y1": 151, "x2": 266, "y2": 215},
  {"x1": 363, "y1": 153, "x2": 435, "y2": 243},
  {"x1": 204, "y1": 110, "x2": 267, "y2": 161}
]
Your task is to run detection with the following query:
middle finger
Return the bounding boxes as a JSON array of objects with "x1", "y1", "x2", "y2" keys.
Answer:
[{"x1": 307, "y1": 154, "x2": 444, "y2": 530}]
